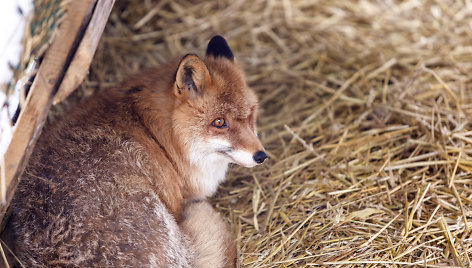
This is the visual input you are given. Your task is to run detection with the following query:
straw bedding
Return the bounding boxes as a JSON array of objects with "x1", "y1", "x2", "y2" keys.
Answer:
[{"x1": 61, "y1": 0, "x2": 472, "y2": 267}]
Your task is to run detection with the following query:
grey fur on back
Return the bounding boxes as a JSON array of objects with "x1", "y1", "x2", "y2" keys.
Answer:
[{"x1": 4, "y1": 95, "x2": 194, "y2": 267}]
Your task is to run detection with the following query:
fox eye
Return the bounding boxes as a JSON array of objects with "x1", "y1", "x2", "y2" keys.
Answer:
[{"x1": 211, "y1": 118, "x2": 227, "y2": 128}]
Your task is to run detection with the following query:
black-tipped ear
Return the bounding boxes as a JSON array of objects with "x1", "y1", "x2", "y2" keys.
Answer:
[
  {"x1": 174, "y1": 54, "x2": 211, "y2": 100},
  {"x1": 206, "y1": 35, "x2": 234, "y2": 61}
]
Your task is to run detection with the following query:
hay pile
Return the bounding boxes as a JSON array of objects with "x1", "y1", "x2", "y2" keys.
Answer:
[{"x1": 81, "y1": 0, "x2": 472, "y2": 266}]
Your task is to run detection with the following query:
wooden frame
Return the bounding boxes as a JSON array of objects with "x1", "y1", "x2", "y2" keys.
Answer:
[{"x1": 0, "y1": 0, "x2": 115, "y2": 223}]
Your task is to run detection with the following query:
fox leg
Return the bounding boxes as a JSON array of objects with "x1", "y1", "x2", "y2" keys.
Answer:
[{"x1": 180, "y1": 200, "x2": 236, "y2": 268}]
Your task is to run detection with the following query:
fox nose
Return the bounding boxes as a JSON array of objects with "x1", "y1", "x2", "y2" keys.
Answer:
[{"x1": 253, "y1": 151, "x2": 267, "y2": 164}]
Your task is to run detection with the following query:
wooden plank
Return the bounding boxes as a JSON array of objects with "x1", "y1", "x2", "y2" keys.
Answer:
[
  {"x1": 53, "y1": 0, "x2": 116, "y2": 105},
  {"x1": 0, "y1": 0, "x2": 99, "y2": 223}
]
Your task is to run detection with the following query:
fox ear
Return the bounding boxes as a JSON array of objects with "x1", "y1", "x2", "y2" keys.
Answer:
[
  {"x1": 206, "y1": 35, "x2": 234, "y2": 61},
  {"x1": 174, "y1": 54, "x2": 211, "y2": 100}
]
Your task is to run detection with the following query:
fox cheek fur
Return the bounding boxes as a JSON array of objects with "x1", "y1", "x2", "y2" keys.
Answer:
[
  {"x1": 2, "y1": 35, "x2": 265, "y2": 267},
  {"x1": 172, "y1": 40, "x2": 266, "y2": 196}
]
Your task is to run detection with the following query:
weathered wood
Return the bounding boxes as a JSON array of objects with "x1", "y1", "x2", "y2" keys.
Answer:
[
  {"x1": 53, "y1": 0, "x2": 116, "y2": 105},
  {"x1": 0, "y1": 0, "x2": 114, "y2": 223}
]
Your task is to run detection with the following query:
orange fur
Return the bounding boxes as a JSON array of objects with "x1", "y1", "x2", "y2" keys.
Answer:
[{"x1": 2, "y1": 36, "x2": 265, "y2": 267}]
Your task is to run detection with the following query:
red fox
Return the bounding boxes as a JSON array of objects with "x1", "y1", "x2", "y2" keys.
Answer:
[{"x1": 2, "y1": 35, "x2": 266, "y2": 267}]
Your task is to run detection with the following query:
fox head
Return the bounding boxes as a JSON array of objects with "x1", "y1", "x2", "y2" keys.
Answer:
[{"x1": 172, "y1": 35, "x2": 266, "y2": 196}]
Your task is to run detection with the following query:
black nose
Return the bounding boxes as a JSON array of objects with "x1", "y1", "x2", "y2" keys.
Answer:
[{"x1": 253, "y1": 151, "x2": 267, "y2": 164}]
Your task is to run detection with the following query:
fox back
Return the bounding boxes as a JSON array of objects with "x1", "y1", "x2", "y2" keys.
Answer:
[{"x1": 2, "y1": 36, "x2": 266, "y2": 267}]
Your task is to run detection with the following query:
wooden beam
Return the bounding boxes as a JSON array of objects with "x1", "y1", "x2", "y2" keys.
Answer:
[
  {"x1": 0, "y1": 0, "x2": 114, "y2": 223},
  {"x1": 54, "y1": 0, "x2": 116, "y2": 104}
]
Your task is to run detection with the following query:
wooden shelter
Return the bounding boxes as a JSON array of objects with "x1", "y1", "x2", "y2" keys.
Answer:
[{"x1": 0, "y1": 0, "x2": 114, "y2": 224}]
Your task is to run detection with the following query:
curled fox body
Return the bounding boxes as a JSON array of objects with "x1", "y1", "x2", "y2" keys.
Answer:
[{"x1": 3, "y1": 36, "x2": 266, "y2": 267}]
